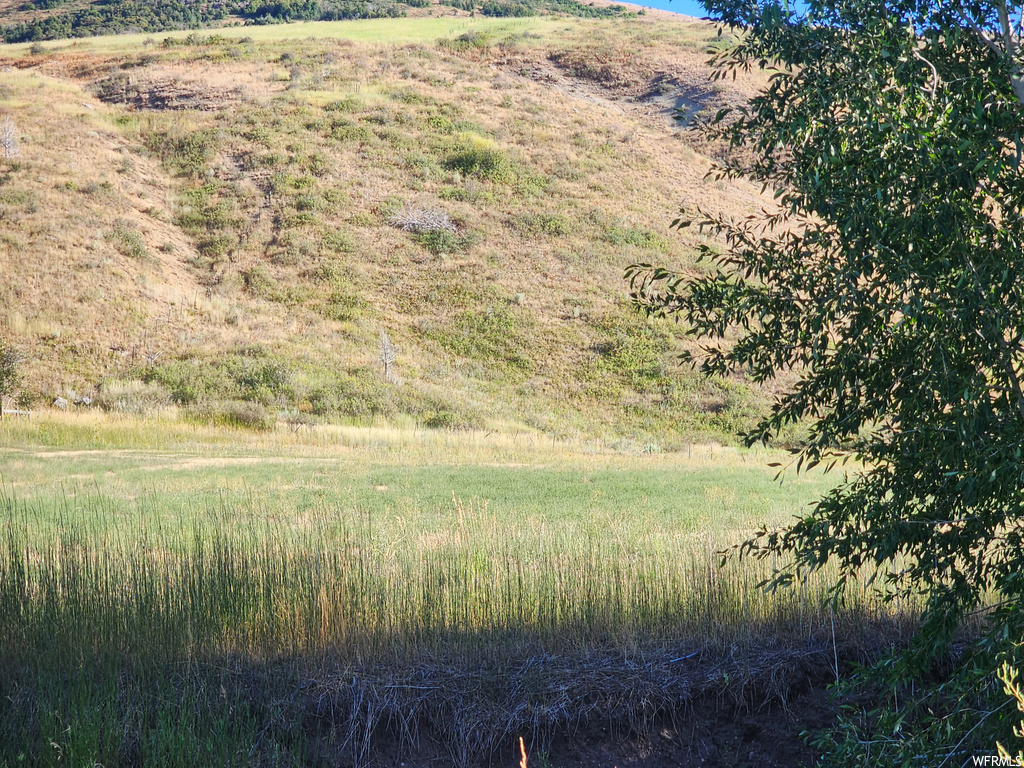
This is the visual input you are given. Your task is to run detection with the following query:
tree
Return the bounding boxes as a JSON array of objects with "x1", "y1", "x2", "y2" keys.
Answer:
[
  {"x1": 0, "y1": 342, "x2": 21, "y2": 401},
  {"x1": 0, "y1": 115, "x2": 19, "y2": 160},
  {"x1": 379, "y1": 331, "x2": 396, "y2": 382},
  {"x1": 627, "y1": 0, "x2": 1024, "y2": 762}
]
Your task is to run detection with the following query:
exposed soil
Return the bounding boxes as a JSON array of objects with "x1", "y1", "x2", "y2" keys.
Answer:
[
  {"x1": 540, "y1": 687, "x2": 836, "y2": 768},
  {"x1": 92, "y1": 70, "x2": 246, "y2": 111},
  {"x1": 312, "y1": 681, "x2": 839, "y2": 768},
  {"x1": 482, "y1": 30, "x2": 765, "y2": 168}
]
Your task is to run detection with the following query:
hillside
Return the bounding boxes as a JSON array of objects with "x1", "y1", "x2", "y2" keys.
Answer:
[{"x1": 0, "y1": 12, "x2": 773, "y2": 442}]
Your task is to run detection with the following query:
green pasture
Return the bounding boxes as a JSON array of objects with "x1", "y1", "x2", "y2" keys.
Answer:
[
  {"x1": 0, "y1": 16, "x2": 561, "y2": 56},
  {"x1": 0, "y1": 414, "x2": 895, "y2": 766},
  {"x1": 2, "y1": 434, "x2": 829, "y2": 537},
  {"x1": 0, "y1": 412, "x2": 875, "y2": 668},
  {"x1": 0, "y1": 12, "x2": 715, "y2": 57}
]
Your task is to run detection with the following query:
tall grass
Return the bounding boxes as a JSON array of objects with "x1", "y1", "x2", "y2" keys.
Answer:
[
  {"x1": 0, "y1": 490, "x2": 849, "y2": 662},
  {"x1": 0, "y1": 485, "x2": 912, "y2": 765}
]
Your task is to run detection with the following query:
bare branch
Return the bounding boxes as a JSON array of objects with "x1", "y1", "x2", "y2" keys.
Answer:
[
  {"x1": 963, "y1": 12, "x2": 1005, "y2": 56},
  {"x1": 389, "y1": 205, "x2": 456, "y2": 234},
  {"x1": 998, "y1": 0, "x2": 1018, "y2": 58},
  {"x1": 912, "y1": 47, "x2": 940, "y2": 99}
]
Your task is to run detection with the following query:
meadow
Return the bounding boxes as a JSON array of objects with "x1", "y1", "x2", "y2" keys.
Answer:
[
  {"x1": 0, "y1": 413, "x2": 909, "y2": 766},
  {"x1": 1, "y1": 16, "x2": 570, "y2": 55}
]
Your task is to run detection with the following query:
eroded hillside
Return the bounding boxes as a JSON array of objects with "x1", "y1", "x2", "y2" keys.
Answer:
[{"x1": 0, "y1": 14, "x2": 774, "y2": 441}]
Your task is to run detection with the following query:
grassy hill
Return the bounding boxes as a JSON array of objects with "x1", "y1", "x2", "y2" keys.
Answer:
[{"x1": 0, "y1": 12, "x2": 774, "y2": 443}]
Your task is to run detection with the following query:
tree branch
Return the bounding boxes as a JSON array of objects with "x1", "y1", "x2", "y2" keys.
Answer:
[
  {"x1": 912, "y1": 47, "x2": 940, "y2": 99},
  {"x1": 961, "y1": 3, "x2": 1024, "y2": 106}
]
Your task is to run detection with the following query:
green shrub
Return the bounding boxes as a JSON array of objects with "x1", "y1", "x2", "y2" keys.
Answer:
[
  {"x1": 321, "y1": 231, "x2": 357, "y2": 254},
  {"x1": 427, "y1": 114, "x2": 455, "y2": 134},
  {"x1": 242, "y1": 266, "x2": 285, "y2": 302},
  {"x1": 422, "y1": 409, "x2": 482, "y2": 430},
  {"x1": 93, "y1": 379, "x2": 171, "y2": 415},
  {"x1": 145, "y1": 351, "x2": 293, "y2": 410},
  {"x1": 324, "y1": 96, "x2": 361, "y2": 113},
  {"x1": 445, "y1": 136, "x2": 517, "y2": 184},
  {"x1": 196, "y1": 234, "x2": 233, "y2": 259},
  {"x1": 242, "y1": 122, "x2": 272, "y2": 143},
  {"x1": 376, "y1": 196, "x2": 403, "y2": 223},
  {"x1": 438, "y1": 30, "x2": 494, "y2": 52},
  {"x1": 514, "y1": 172, "x2": 551, "y2": 197},
  {"x1": 145, "y1": 129, "x2": 219, "y2": 178},
  {"x1": 415, "y1": 229, "x2": 475, "y2": 255},
  {"x1": 318, "y1": 291, "x2": 366, "y2": 322},
  {"x1": 330, "y1": 120, "x2": 372, "y2": 143},
  {"x1": 176, "y1": 187, "x2": 239, "y2": 233},
  {"x1": 241, "y1": 152, "x2": 283, "y2": 170},
  {"x1": 348, "y1": 211, "x2": 376, "y2": 227},
  {"x1": 186, "y1": 400, "x2": 276, "y2": 431},
  {"x1": 601, "y1": 223, "x2": 665, "y2": 249},
  {"x1": 387, "y1": 87, "x2": 431, "y2": 105},
  {"x1": 511, "y1": 211, "x2": 572, "y2": 237},
  {"x1": 232, "y1": 358, "x2": 291, "y2": 404},
  {"x1": 304, "y1": 152, "x2": 330, "y2": 177},
  {"x1": 430, "y1": 307, "x2": 533, "y2": 372},
  {"x1": 281, "y1": 211, "x2": 319, "y2": 228},
  {"x1": 106, "y1": 225, "x2": 149, "y2": 261},
  {"x1": 307, "y1": 369, "x2": 411, "y2": 419},
  {"x1": 439, "y1": 180, "x2": 491, "y2": 204},
  {"x1": 145, "y1": 361, "x2": 235, "y2": 406},
  {"x1": 374, "y1": 127, "x2": 415, "y2": 150},
  {"x1": 0, "y1": 189, "x2": 31, "y2": 206},
  {"x1": 0, "y1": 341, "x2": 22, "y2": 400},
  {"x1": 271, "y1": 237, "x2": 319, "y2": 266},
  {"x1": 294, "y1": 193, "x2": 323, "y2": 212},
  {"x1": 289, "y1": 175, "x2": 316, "y2": 190},
  {"x1": 308, "y1": 260, "x2": 349, "y2": 285},
  {"x1": 404, "y1": 153, "x2": 443, "y2": 179},
  {"x1": 590, "y1": 315, "x2": 668, "y2": 389}
]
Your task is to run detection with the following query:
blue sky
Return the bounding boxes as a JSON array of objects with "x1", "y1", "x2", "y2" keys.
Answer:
[{"x1": 628, "y1": 0, "x2": 709, "y2": 18}]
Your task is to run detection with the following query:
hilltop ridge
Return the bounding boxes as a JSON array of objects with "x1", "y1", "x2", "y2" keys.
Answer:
[{"x1": 0, "y1": 0, "x2": 634, "y2": 44}]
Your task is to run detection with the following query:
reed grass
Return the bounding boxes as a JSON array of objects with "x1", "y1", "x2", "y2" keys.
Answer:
[{"x1": 0, "y1": 489, "x2": 872, "y2": 664}]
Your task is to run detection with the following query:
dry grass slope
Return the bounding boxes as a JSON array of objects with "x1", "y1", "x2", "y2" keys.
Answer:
[{"x1": 0, "y1": 14, "x2": 771, "y2": 442}]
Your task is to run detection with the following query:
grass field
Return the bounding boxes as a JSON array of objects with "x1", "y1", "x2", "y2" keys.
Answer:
[
  {"x1": 0, "y1": 413, "x2": 909, "y2": 766},
  {"x1": 2, "y1": 16, "x2": 569, "y2": 55}
]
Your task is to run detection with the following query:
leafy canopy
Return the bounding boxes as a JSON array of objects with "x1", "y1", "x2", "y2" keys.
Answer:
[{"x1": 628, "y1": 0, "x2": 1024, "y2": 665}]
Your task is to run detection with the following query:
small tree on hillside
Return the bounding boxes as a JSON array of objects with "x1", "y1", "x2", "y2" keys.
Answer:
[
  {"x1": 0, "y1": 342, "x2": 22, "y2": 403},
  {"x1": 379, "y1": 331, "x2": 396, "y2": 382},
  {"x1": 0, "y1": 116, "x2": 19, "y2": 160},
  {"x1": 628, "y1": 0, "x2": 1024, "y2": 762}
]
